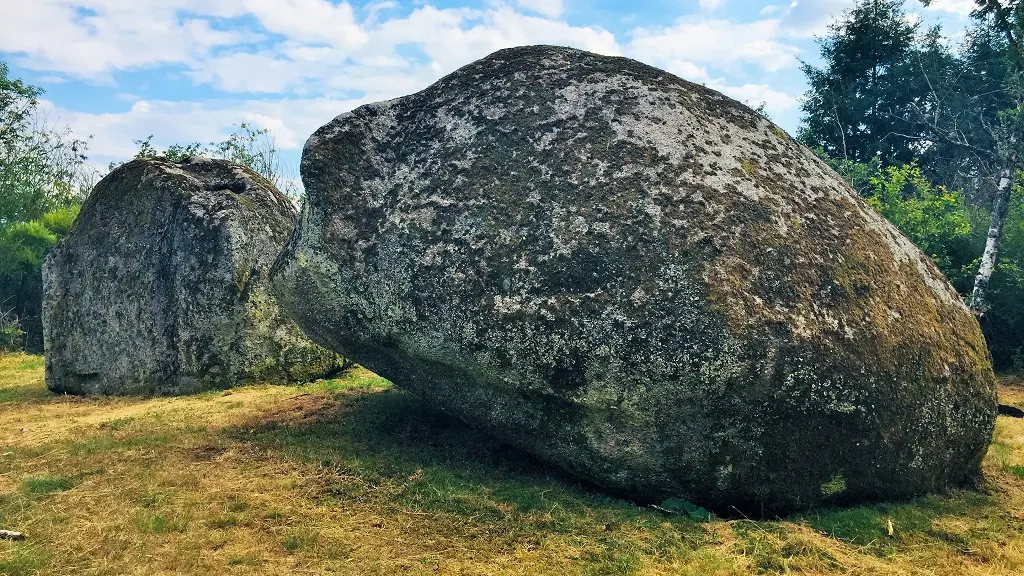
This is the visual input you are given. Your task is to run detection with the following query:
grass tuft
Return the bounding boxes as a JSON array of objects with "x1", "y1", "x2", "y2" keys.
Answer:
[
  {"x1": 0, "y1": 544, "x2": 50, "y2": 576},
  {"x1": 137, "y1": 512, "x2": 190, "y2": 534},
  {"x1": 20, "y1": 475, "x2": 77, "y2": 495}
]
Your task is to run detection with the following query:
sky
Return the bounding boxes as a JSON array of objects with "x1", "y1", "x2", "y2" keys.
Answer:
[{"x1": 0, "y1": 0, "x2": 979, "y2": 182}]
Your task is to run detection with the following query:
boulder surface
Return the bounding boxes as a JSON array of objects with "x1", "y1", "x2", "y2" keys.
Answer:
[
  {"x1": 272, "y1": 45, "x2": 997, "y2": 513},
  {"x1": 44, "y1": 157, "x2": 343, "y2": 395}
]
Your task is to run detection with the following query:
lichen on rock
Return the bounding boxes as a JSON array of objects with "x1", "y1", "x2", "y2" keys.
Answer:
[
  {"x1": 272, "y1": 45, "x2": 997, "y2": 514},
  {"x1": 43, "y1": 157, "x2": 344, "y2": 396}
]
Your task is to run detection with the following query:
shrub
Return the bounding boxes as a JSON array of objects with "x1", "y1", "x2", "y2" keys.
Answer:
[
  {"x1": 865, "y1": 163, "x2": 977, "y2": 288},
  {"x1": 0, "y1": 205, "x2": 79, "y2": 352}
]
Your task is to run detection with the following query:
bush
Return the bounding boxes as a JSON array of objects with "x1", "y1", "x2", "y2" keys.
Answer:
[
  {"x1": 0, "y1": 205, "x2": 79, "y2": 353},
  {"x1": 865, "y1": 164, "x2": 979, "y2": 290}
]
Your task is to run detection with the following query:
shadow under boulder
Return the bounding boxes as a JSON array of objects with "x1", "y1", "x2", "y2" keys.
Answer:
[{"x1": 43, "y1": 157, "x2": 343, "y2": 396}]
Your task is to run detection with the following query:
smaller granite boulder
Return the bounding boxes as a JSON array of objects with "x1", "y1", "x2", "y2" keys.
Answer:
[{"x1": 43, "y1": 157, "x2": 343, "y2": 395}]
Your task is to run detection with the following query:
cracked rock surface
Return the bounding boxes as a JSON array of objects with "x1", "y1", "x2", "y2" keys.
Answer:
[
  {"x1": 273, "y1": 45, "x2": 996, "y2": 514},
  {"x1": 44, "y1": 157, "x2": 343, "y2": 396}
]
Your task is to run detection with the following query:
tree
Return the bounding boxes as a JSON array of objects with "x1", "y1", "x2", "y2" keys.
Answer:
[
  {"x1": 971, "y1": 0, "x2": 1023, "y2": 66},
  {"x1": 0, "y1": 61, "x2": 93, "y2": 227},
  {"x1": 939, "y1": 0, "x2": 1024, "y2": 313},
  {"x1": 900, "y1": 26, "x2": 1013, "y2": 196},
  {"x1": 799, "y1": 0, "x2": 920, "y2": 166},
  {"x1": 802, "y1": 1, "x2": 1016, "y2": 198}
]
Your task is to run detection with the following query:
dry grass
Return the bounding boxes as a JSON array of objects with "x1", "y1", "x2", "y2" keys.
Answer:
[{"x1": 2, "y1": 353, "x2": 1024, "y2": 575}]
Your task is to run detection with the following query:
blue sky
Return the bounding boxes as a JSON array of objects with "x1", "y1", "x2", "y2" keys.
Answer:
[{"x1": 0, "y1": 0, "x2": 977, "y2": 184}]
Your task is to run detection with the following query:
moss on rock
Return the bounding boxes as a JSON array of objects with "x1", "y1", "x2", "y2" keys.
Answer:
[{"x1": 272, "y1": 45, "x2": 996, "y2": 514}]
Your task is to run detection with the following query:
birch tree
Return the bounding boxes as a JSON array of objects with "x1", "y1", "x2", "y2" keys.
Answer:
[{"x1": 953, "y1": 0, "x2": 1024, "y2": 314}]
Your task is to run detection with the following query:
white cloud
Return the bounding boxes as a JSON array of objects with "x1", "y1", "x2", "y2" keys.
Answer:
[
  {"x1": 240, "y1": 0, "x2": 367, "y2": 48},
  {"x1": 628, "y1": 17, "x2": 800, "y2": 73},
  {"x1": 660, "y1": 59, "x2": 797, "y2": 118},
  {"x1": 181, "y1": 5, "x2": 618, "y2": 95},
  {"x1": 921, "y1": 0, "x2": 976, "y2": 16},
  {"x1": 0, "y1": 1, "x2": 252, "y2": 79},
  {"x1": 777, "y1": 0, "x2": 854, "y2": 38},
  {"x1": 6, "y1": 0, "x2": 823, "y2": 168},
  {"x1": 516, "y1": 0, "x2": 565, "y2": 19},
  {"x1": 1, "y1": 1, "x2": 618, "y2": 97},
  {"x1": 717, "y1": 83, "x2": 797, "y2": 113}
]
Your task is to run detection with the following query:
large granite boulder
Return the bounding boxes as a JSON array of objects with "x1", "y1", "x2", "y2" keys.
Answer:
[
  {"x1": 272, "y1": 46, "x2": 997, "y2": 513},
  {"x1": 43, "y1": 157, "x2": 343, "y2": 395}
]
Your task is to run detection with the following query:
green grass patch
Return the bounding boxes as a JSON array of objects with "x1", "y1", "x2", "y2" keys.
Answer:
[
  {"x1": 14, "y1": 356, "x2": 44, "y2": 371},
  {"x1": 1005, "y1": 464, "x2": 1024, "y2": 478},
  {"x1": 207, "y1": 515, "x2": 240, "y2": 529},
  {"x1": 68, "y1": 429, "x2": 171, "y2": 456},
  {"x1": 281, "y1": 529, "x2": 317, "y2": 552},
  {"x1": 20, "y1": 475, "x2": 77, "y2": 495},
  {"x1": 227, "y1": 554, "x2": 261, "y2": 566},
  {"x1": 136, "y1": 512, "x2": 190, "y2": 534},
  {"x1": 807, "y1": 492, "x2": 994, "y2": 557},
  {"x1": 0, "y1": 544, "x2": 51, "y2": 576},
  {"x1": 0, "y1": 383, "x2": 52, "y2": 403},
  {"x1": 316, "y1": 371, "x2": 392, "y2": 393}
]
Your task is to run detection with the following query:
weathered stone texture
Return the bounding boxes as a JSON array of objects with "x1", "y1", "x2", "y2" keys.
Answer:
[
  {"x1": 44, "y1": 157, "x2": 343, "y2": 396},
  {"x1": 273, "y1": 45, "x2": 997, "y2": 513}
]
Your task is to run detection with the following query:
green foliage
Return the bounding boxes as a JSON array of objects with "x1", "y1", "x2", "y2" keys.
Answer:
[
  {"x1": 0, "y1": 206, "x2": 79, "y2": 353},
  {"x1": 130, "y1": 135, "x2": 203, "y2": 164},
  {"x1": 865, "y1": 164, "x2": 976, "y2": 284},
  {"x1": 0, "y1": 320, "x2": 23, "y2": 352},
  {"x1": 0, "y1": 62, "x2": 93, "y2": 227},
  {"x1": 820, "y1": 474, "x2": 848, "y2": 497},
  {"x1": 814, "y1": 148, "x2": 882, "y2": 195},
  {"x1": 658, "y1": 498, "x2": 713, "y2": 522},
  {"x1": 966, "y1": 0, "x2": 1023, "y2": 69},
  {"x1": 38, "y1": 205, "x2": 78, "y2": 237}
]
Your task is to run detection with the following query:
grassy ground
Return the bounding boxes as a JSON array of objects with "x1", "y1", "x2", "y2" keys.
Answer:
[{"x1": 2, "y1": 354, "x2": 1024, "y2": 575}]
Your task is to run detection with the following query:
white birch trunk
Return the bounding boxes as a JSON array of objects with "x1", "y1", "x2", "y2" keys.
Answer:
[{"x1": 970, "y1": 165, "x2": 1016, "y2": 314}]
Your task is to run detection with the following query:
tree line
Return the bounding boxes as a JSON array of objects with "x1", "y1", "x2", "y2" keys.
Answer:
[{"x1": 2, "y1": 0, "x2": 1023, "y2": 368}]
